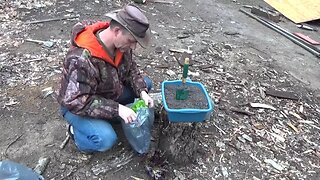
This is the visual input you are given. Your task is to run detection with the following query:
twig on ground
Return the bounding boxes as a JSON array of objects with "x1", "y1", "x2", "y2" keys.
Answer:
[
  {"x1": 244, "y1": 165, "x2": 252, "y2": 180},
  {"x1": 12, "y1": 58, "x2": 45, "y2": 66},
  {"x1": 26, "y1": 15, "x2": 79, "y2": 24},
  {"x1": 60, "y1": 134, "x2": 70, "y2": 149},
  {"x1": 227, "y1": 142, "x2": 241, "y2": 152},
  {"x1": 149, "y1": 0, "x2": 173, "y2": 4},
  {"x1": 213, "y1": 123, "x2": 226, "y2": 135},
  {"x1": 230, "y1": 107, "x2": 255, "y2": 116},
  {"x1": 211, "y1": 77, "x2": 245, "y2": 86},
  {"x1": 130, "y1": 175, "x2": 144, "y2": 180},
  {"x1": 3, "y1": 134, "x2": 24, "y2": 157},
  {"x1": 113, "y1": 166, "x2": 123, "y2": 174},
  {"x1": 309, "y1": 124, "x2": 320, "y2": 131}
]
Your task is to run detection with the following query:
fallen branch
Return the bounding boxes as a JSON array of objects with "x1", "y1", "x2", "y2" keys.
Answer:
[{"x1": 26, "y1": 15, "x2": 79, "y2": 24}]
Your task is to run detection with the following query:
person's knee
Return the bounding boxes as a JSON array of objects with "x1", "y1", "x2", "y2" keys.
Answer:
[{"x1": 89, "y1": 130, "x2": 117, "y2": 152}]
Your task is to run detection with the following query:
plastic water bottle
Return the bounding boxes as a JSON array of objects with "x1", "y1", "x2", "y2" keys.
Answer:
[{"x1": 0, "y1": 160, "x2": 43, "y2": 180}]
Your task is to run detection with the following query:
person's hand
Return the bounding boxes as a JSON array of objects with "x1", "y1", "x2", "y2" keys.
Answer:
[
  {"x1": 140, "y1": 91, "x2": 154, "y2": 108},
  {"x1": 118, "y1": 104, "x2": 137, "y2": 124}
]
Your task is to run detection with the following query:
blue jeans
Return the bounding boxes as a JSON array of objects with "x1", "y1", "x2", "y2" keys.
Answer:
[{"x1": 60, "y1": 77, "x2": 153, "y2": 153}]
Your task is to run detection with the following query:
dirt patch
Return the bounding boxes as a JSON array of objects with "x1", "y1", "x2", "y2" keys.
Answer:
[{"x1": 164, "y1": 84, "x2": 208, "y2": 109}]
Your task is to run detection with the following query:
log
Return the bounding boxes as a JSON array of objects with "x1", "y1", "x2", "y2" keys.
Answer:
[
  {"x1": 156, "y1": 108, "x2": 201, "y2": 164},
  {"x1": 147, "y1": 93, "x2": 202, "y2": 164}
]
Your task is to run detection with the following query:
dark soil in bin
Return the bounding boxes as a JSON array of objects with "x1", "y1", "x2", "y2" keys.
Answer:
[{"x1": 164, "y1": 84, "x2": 209, "y2": 109}]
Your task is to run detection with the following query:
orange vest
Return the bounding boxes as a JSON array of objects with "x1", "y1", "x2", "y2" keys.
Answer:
[{"x1": 74, "y1": 22, "x2": 123, "y2": 67}]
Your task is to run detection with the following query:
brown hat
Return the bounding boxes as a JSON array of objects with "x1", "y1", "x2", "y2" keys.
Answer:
[{"x1": 105, "y1": 4, "x2": 151, "y2": 48}]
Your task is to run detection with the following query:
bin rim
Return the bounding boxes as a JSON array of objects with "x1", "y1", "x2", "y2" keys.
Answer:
[{"x1": 161, "y1": 80, "x2": 213, "y2": 112}]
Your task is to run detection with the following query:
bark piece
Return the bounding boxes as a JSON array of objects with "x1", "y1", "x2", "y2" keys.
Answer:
[
  {"x1": 34, "y1": 157, "x2": 50, "y2": 175},
  {"x1": 265, "y1": 89, "x2": 299, "y2": 100},
  {"x1": 250, "y1": 103, "x2": 276, "y2": 110},
  {"x1": 230, "y1": 107, "x2": 255, "y2": 116},
  {"x1": 251, "y1": 6, "x2": 280, "y2": 23},
  {"x1": 169, "y1": 48, "x2": 192, "y2": 54}
]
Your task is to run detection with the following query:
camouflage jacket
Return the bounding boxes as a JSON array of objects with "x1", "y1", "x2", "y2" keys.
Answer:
[{"x1": 57, "y1": 21, "x2": 147, "y2": 120}]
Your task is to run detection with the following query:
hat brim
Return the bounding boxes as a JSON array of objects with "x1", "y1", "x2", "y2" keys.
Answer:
[{"x1": 105, "y1": 12, "x2": 151, "y2": 48}]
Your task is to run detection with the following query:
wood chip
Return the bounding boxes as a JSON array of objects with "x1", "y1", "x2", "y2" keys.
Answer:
[
  {"x1": 287, "y1": 122, "x2": 299, "y2": 133},
  {"x1": 250, "y1": 154, "x2": 262, "y2": 163},
  {"x1": 130, "y1": 176, "x2": 144, "y2": 180},
  {"x1": 250, "y1": 103, "x2": 276, "y2": 110},
  {"x1": 298, "y1": 120, "x2": 315, "y2": 124},
  {"x1": 289, "y1": 111, "x2": 303, "y2": 119},
  {"x1": 230, "y1": 107, "x2": 255, "y2": 116},
  {"x1": 264, "y1": 159, "x2": 284, "y2": 171},
  {"x1": 34, "y1": 157, "x2": 50, "y2": 175},
  {"x1": 259, "y1": 87, "x2": 266, "y2": 99},
  {"x1": 265, "y1": 89, "x2": 299, "y2": 100},
  {"x1": 198, "y1": 64, "x2": 214, "y2": 70},
  {"x1": 156, "y1": 64, "x2": 170, "y2": 69},
  {"x1": 169, "y1": 48, "x2": 192, "y2": 54},
  {"x1": 299, "y1": 104, "x2": 304, "y2": 113},
  {"x1": 253, "y1": 122, "x2": 265, "y2": 130},
  {"x1": 177, "y1": 34, "x2": 190, "y2": 39},
  {"x1": 269, "y1": 132, "x2": 285, "y2": 142}
]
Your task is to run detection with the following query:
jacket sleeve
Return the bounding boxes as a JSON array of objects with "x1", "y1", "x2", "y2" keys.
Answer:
[
  {"x1": 126, "y1": 52, "x2": 148, "y2": 96},
  {"x1": 60, "y1": 52, "x2": 119, "y2": 119}
]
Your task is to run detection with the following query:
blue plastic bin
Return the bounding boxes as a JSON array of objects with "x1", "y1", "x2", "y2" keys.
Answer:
[{"x1": 161, "y1": 80, "x2": 214, "y2": 122}]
